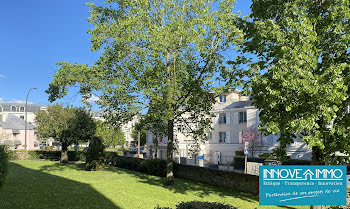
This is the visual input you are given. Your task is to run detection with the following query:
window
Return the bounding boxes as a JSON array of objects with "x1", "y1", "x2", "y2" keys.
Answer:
[
  {"x1": 208, "y1": 132, "x2": 212, "y2": 140},
  {"x1": 19, "y1": 106, "x2": 25, "y2": 112},
  {"x1": 239, "y1": 112, "x2": 247, "y2": 123},
  {"x1": 11, "y1": 106, "x2": 17, "y2": 112},
  {"x1": 219, "y1": 95, "x2": 226, "y2": 103},
  {"x1": 0, "y1": 106, "x2": 2, "y2": 112},
  {"x1": 20, "y1": 116, "x2": 24, "y2": 120},
  {"x1": 219, "y1": 132, "x2": 226, "y2": 143},
  {"x1": 218, "y1": 113, "x2": 226, "y2": 124}
]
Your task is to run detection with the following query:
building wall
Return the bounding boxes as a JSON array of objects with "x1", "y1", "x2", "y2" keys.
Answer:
[{"x1": 146, "y1": 90, "x2": 312, "y2": 165}]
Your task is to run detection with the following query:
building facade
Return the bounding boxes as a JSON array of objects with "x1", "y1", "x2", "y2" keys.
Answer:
[
  {"x1": 146, "y1": 91, "x2": 312, "y2": 166},
  {"x1": 0, "y1": 103, "x2": 44, "y2": 150}
]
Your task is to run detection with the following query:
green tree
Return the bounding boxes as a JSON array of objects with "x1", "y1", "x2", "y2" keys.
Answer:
[
  {"x1": 46, "y1": 0, "x2": 242, "y2": 185},
  {"x1": 131, "y1": 122, "x2": 147, "y2": 147},
  {"x1": 85, "y1": 136, "x2": 105, "y2": 171},
  {"x1": 224, "y1": 0, "x2": 350, "y2": 165},
  {"x1": 35, "y1": 105, "x2": 96, "y2": 163},
  {"x1": 95, "y1": 120, "x2": 125, "y2": 147}
]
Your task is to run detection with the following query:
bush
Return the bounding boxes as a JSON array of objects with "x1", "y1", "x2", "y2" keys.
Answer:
[
  {"x1": 0, "y1": 145, "x2": 8, "y2": 189},
  {"x1": 176, "y1": 201, "x2": 238, "y2": 209},
  {"x1": 154, "y1": 201, "x2": 238, "y2": 209},
  {"x1": 85, "y1": 136, "x2": 106, "y2": 171},
  {"x1": 113, "y1": 156, "x2": 166, "y2": 177}
]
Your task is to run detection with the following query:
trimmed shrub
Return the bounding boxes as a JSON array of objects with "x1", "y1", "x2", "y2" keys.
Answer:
[
  {"x1": 113, "y1": 156, "x2": 166, "y2": 177},
  {"x1": 85, "y1": 136, "x2": 106, "y2": 171},
  {"x1": 176, "y1": 201, "x2": 238, "y2": 209},
  {"x1": 0, "y1": 145, "x2": 8, "y2": 189},
  {"x1": 154, "y1": 201, "x2": 238, "y2": 209}
]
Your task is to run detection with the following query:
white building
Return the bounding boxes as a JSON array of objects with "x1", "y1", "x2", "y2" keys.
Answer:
[
  {"x1": 0, "y1": 103, "x2": 45, "y2": 150},
  {"x1": 91, "y1": 111, "x2": 140, "y2": 147},
  {"x1": 146, "y1": 90, "x2": 311, "y2": 166}
]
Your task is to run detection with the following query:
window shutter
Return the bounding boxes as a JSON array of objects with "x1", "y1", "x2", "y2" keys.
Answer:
[
  {"x1": 226, "y1": 112, "x2": 230, "y2": 124},
  {"x1": 226, "y1": 131, "x2": 230, "y2": 143},
  {"x1": 233, "y1": 112, "x2": 238, "y2": 124}
]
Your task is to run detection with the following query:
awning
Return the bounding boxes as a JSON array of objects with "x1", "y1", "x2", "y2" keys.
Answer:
[
  {"x1": 12, "y1": 129, "x2": 20, "y2": 134},
  {"x1": 4, "y1": 140, "x2": 14, "y2": 145},
  {"x1": 14, "y1": 140, "x2": 21, "y2": 145}
]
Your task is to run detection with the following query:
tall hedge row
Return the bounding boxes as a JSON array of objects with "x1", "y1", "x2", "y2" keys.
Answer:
[
  {"x1": 7, "y1": 150, "x2": 118, "y2": 163},
  {"x1": 0, "y1": 145, "x2": 8, "y2": 189}
]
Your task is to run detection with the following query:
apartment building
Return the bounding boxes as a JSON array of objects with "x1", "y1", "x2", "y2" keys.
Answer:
[
  {"x1": 0, "y1": 103, "x2": 44, "y2": 150},
  {"x1": 146, "y1": 90, "x2": 312, "y2": 166}
]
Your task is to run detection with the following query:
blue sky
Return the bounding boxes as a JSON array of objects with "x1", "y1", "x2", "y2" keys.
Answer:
[{"x1": 0, "y1": 0, "x2": 251, "y2": 108}]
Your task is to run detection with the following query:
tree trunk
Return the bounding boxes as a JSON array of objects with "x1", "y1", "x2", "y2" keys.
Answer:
[
  {"x1": 310, "y1": 146, "x2": 323, "y2": 209},
  {"x1": 60, "y1": 142, "x2": 69, "y2": 163},
  {"x1": 166, "y1": 119, "x2": 174, "y2": 186}
]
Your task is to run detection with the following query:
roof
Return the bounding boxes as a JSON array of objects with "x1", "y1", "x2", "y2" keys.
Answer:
[
  {"x1": 0, "y1": 103, "x2": 43, "y2": 113},
  {"x1": 0, "y1": 114, "x2": 35, "y2": 130},
  {"x1": 223, "y1": 100, "x2": 253, "y2": 109}
]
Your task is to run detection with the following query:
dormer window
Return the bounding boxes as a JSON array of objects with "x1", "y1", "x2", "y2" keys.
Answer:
[
  {"x1": 219, "y1": 95, "x2": 226, "y2": 103},
  {"x1": 11, "y1": 106, "x2": 17, "y2": 112}
]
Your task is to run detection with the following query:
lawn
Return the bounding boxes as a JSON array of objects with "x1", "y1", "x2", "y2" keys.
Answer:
[{"x1": 0, "y1": 161, "x2": 308, "y2": 209}]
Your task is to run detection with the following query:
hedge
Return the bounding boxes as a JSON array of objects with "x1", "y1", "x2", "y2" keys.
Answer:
[
  {"x1": 0, "y1": 145, "x2": 8, "y2": 189},
  {"x1": 155, "y1": 201, "x2": 238, "y2": 209},
  {"x1": 233, "y1": 156, "x2": 311, "y2": 170},
  {"x1": 113, "y1": 156, "x2": 259, "y2": 195},
  {"x1": 113, "y1": 156, "x2": 166, "y2": 177},
  {"x1": 7, "y1": 150, "x2": 118, "y2": 163}
]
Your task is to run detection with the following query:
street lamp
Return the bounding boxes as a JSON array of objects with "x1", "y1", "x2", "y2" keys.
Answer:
[{"x1": 25, "y1": 88, "x2": 37, "y2": 150}]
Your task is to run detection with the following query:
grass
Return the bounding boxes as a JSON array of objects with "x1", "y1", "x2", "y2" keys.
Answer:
[{"x1": 0, "y1": 161, "x2": 308, "y2": 209}]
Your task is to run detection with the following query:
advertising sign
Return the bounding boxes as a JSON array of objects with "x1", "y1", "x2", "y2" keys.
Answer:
[
  {"x1": 259, "y1": 165, "x2": 346, "y2": 206},
  {"x1": 246, "y1": 162, "x2": 263, "y2": 176}
]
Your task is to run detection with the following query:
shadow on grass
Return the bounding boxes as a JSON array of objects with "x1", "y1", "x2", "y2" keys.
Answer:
[
  {"x1": 36, "y1": 162, "x2": 300, "y2": 209},
  {"x1": 0, "y1": 162, "x2": 120, "y2": 209}
]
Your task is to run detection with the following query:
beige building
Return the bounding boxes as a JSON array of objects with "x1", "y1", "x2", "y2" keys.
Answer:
[
  {"x1": 146, "y1": 90, "x2": 312, "y2": 166},
  {"x1": 0, "y1": 103, "x2": 44, "y2": 150}
]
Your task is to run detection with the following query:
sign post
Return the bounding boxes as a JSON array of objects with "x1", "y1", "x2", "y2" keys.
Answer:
[{"x1": 244, "y1": 142, "x2": 249, "y2": 174}]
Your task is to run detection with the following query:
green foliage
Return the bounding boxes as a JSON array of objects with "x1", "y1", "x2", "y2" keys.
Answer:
[
  {"x1": 0, "y1": 145, "x2": 8, "y2": 189},
  {"x1": 114, "y1": 156, "x2": 167, "y2": 177},
  {"x1": 177, "y1": 201, "x2": 238, "y2": 209},
  {"x1": 6, "y1": 150, "x2": 96, "y2": 162},
  {"x1": 95, "y1": 120, "x2": 125, "y2": 147},
  {"x1": 224, "y1": 0, "x2": 350, "y2": 163},
  {"x1": 155, "y1": 201, "x2": 238, "y2": 209},
  {"x1": 85, "y1": 136, "x2": 106, "y2": 171},
  {"x1": 46, "y1": 0, "x2": 243, "y2": 184},
  {"x1": 35, "y1": 105, "x2": 96, "y2": 162},
  {"x1": 131, "y1": 121, "x2": 147, "y2": 146}
]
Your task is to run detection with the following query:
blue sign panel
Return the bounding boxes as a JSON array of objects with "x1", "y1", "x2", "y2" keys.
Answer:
[
  {"x1": 198, "y1": 155, "x2": 204, "y2": 160},
  {"x1": 259, "y1": 165, "x2": 346, "y2": 206},
  {"x1": 244, "y1": 148, "x2": 249, "y2": 155}
]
